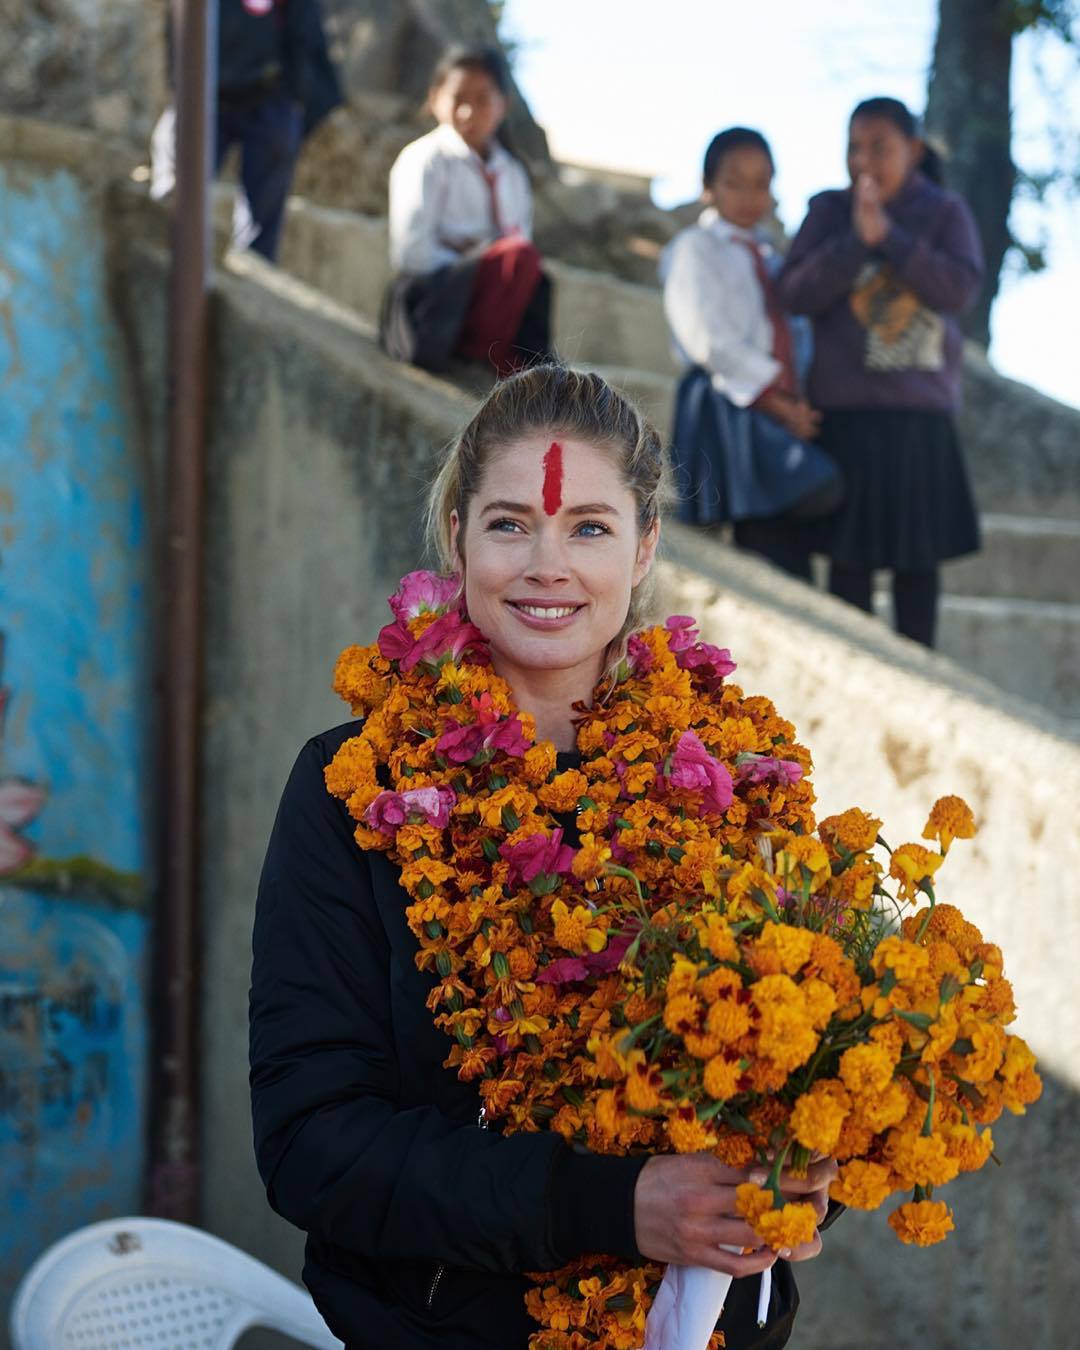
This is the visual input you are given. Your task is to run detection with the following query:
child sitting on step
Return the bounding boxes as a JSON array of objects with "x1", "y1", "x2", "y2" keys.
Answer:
[
  {"x1": 660, "y1": 127, "x2": 841, "y2": 581},
  {"x1": 381, "y1": 45, "x2": 553, "y2": 381}
]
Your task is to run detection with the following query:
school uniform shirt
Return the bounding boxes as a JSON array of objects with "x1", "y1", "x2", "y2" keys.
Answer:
[
  {"x1": 388, "y1": 123, "x2": 534, "y2": 275},
  {"x1": 777, "y1": 172, "x2": 984, "y2": 414},
  {"x1": 659, "y1": 208, "x2": 784, "y2": 408}
]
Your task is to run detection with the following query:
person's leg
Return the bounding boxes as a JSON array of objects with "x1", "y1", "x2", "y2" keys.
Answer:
[
  {"x1": 456, "y1": 237, "x2": 544, "y2": 377},
  {"x1": 733, "y1": 519, "x2": 813, "y2": 581},
  {"x1": 894, "y1": 568, "x2": 940, "y2": 647},
  {"x1": 508, "y1": 271, "x2": 554, "y2": 367},
  {"x1": 828, "y1": 563, "x2": 874, "y2": 613},
  {"x1": 237, "y1": 94, "x2": 303, "y2": 261}
]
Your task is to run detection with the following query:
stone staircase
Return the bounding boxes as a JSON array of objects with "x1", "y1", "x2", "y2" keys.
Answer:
[{"x1": 268, "y1": 193, "x2": 1080, "y2": 729}]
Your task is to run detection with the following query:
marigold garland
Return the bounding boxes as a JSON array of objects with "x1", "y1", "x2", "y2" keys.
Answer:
[{"x1": 325, "y1": 570, "x2": 1042, "y2": 1349}]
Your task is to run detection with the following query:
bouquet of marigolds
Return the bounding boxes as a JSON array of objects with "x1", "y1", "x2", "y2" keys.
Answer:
[{"x1": 325, "y1": 572, "x2": 1042, "y2": 1350}]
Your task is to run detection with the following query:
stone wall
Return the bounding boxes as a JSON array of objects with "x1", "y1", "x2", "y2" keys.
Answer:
[{"x1": 1, "y1": 0, "x2": 166, "y2": 142}]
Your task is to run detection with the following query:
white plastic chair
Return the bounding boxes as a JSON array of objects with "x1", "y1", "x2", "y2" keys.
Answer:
[{"x1": 9, "y1": 1216, "x2": 344, "y2": 1350}]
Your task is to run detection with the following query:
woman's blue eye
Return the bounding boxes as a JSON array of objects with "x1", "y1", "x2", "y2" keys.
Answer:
[
  {"x1": 575, "y1": 520, "x2": 611, "y2": 537},
  {"x1": 487, "y1": 517, "x2": 523, "y2": 533}
]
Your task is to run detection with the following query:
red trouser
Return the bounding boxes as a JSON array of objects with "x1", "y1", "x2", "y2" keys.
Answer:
[{"x1": 456, "y1": 235, "x2": 544, "y2": 377}]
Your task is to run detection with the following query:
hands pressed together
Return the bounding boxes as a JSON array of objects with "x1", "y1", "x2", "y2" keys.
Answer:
[
  {"x1": 853, "y1": 172, "x2": 891, "y2": 249},
  {"x1": 633, "y1": 1153, "x2": 838, "y2": 1277}
]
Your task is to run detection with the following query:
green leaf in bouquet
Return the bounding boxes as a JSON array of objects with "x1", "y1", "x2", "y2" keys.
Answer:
[
  {"x1": 939, "y1": 973, "x2": 963, "y2": 1004},
  {"x1": 481, "y1": 836, "x2": 501, "y2": 863},
  {"x1": 895, "y1": 1010, "x2": 933, "y2": 1031}
]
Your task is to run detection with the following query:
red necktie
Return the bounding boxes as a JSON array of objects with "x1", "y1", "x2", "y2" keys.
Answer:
[
  {"x1": 475, "y1": 162, "x2": 504, "y2": 237},
  {"x1": 737, "y1": 236, "x2": 798, "y2": 397}
]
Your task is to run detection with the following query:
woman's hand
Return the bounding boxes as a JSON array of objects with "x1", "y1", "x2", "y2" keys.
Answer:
[
  {"x1": 853, "y1": 173, "x2": 890, "y2": 248},
  {"x1": 633, "y1": 1154, "x2": 838, "y2": 1272},
  {"x1": 774, "y1": 1155, "x2": 838, "y2": 1262}
]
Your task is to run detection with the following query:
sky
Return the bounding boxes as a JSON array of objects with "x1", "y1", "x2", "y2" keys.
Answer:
[{"x1": 501, "y1": 0, "x2": 1080, "y2": 410}]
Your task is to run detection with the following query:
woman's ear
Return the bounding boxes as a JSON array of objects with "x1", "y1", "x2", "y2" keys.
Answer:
[
  {"x1": 449, "y1": 509, "x2": 462, "y2": 570},
  {"x1": 633, "y1": 519, "x2": 660, "y2": 587}
]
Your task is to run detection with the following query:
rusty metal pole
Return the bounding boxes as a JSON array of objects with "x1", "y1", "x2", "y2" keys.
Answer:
[{"x1": 147, "y1": 0, "x2": 216, "y2": 1224}]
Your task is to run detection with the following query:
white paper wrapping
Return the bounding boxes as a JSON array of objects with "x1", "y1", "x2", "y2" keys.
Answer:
[{"x1": 643, "y1": 1259, "x2": 771, "y2": 1350}]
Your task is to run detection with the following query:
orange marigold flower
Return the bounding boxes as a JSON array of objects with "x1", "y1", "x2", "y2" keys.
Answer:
[
  {"x1": 703, "y1": 1052, "x2": 743, "y2": 1101},
  {"x1": 755, "y1": 1202, "x2": 819, "y2": 1252},
  {"x1": 833, "y1": 1115, "x2": 876, "y2": 1161},
  {"x1": 550, "y1": 898, "x2": 608, "y2": 956},
  {"x1": 666, "y1": 1104, "x2": 718, "y2": 1153},
  {"x1": 954, "y1": 1018, "x2": 1006, "y2": 1084},
  {"x1": 571, "y1": 831, "x2": 612, "y2": 884},
  {"x1": 752, "y1": 923, "x2": 815, "y2": 976},
  {"x1": 943, "y1": 1122, "x2": 994, "y2": 1172},
  {"x1": 713, "y1": 1132, "x2": 756, "y2": 1167},
  {"x1": 835, "y1": 858, "x2": 881, "y2": 910},
  {"x1": 625, "y1": 1052, "x2": 667, "y2": 1112},
  {"x1": 683, "y1": 1029, "x2": 725, "y2": 1060},
  {"x1": 478, "y1": 784, "x2": 538, "y2": 829},
  {"x1": 696, "y1": 912, "x2": 739, "y2": 962},
  {"x1": 922, "y1": 794, "x2": 976, "y2": 854},
  {"x1": 839, "y1": 1043, "x2": 896, "y2": 1097},
  {"x1": 332, "y1": 644, "x2": 387, "y2": 714},
  {"x1": 735, "y1": 1182, "x2": 775, "y2": 1225},
  {"x1": 790, "y1": 1079, "x2": 850, "y2": 1155},
  {"x1": 664, "y1": 993, "x2": 701, "y2": 1039},
  {"x1": 800, "y1": 977, "x2": 838, "y2": 1030},
  {"x1": 888, "y1": 843, "x2": 944, "y2": 901},
  {"x1": 399, "y1": 856, "x2": 456, "y2": 893},
  {"x1": 521, "y1": 742, "x2": 557, "y2": 785},
  {"x1": 705, "y1": 995, "x2": 752, "y2": 1044},
  {"x1": 324, "y1": 736, "x2": 378, "y2": 799},
  {"x1": 857, "y1": 1079, "x2": 911, "y2": 1132},
  {"x1": 887, "y1": 1199, "x2": 954, "y2": 1246},
  {"x1": 830, "y1": 1160, "x2": 893, "y2": 1211},
  {"x1": 774, "y1": 836, "x2": 831, "y2": 892},
  {"x1": 871, "y1": 935, "x2": 931, "y2": 983},
  {"x1": 538, "y1": 769, "x2": 590, "y2": 812},
  {"x1": 884, "y1": 1132, "x2": 959, "y2": 1189},
  {"x1": 819, "y1": 806, "x2": 882, "y2": 855}
]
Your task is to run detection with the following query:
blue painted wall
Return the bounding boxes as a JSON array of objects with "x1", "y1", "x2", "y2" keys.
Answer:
[{"x1": 0, "y1": 161, "x2": 150, "y2": 1319}]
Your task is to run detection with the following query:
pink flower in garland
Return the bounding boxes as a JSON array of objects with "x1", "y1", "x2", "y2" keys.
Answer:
[
  {"x1": 365, "y1": 785, "x2": 456, "y2": 835},
  {"x1": 664, "y1": 615, "x2": 699, "y2": 653},
  {"x1": 499, "y1": 828, "x2": 576, "y2": 892},
  {"x1": 377, "y1": 611, "x2": 489, "y2": 672},
  {"x1": 664, "y1": 617, "x2": 736, "y2": 690},
  {"x1": 626, "y1": 632, "x2": 654, "y2": 675},
  {"x1": 388, "y1": 570, "x2": 461, "y2": 622},
  {"x1": 536, "y1": 932, "x2": 635, "y2": 985},
  {"x1": 667, "y1": 730, "x2": 734, "y2": 813},
  {"x1": 736, "y1": 754, "x2": 804, "y2": 787},
  {"x1": 437, "y1": 693, "x2": 530, "y2": 762}
]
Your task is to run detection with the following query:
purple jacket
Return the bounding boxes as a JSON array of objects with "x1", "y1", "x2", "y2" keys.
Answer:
[{"x1": 778, "y1": 173, "x2": 984, "y2": 413}]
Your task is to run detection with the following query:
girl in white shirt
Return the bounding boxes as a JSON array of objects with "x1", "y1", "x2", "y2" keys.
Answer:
[
  {"x1": 380, "y1": 46, "x2": 553, "y2": 379},
  {"x1": 660, "y1": 127, "x2": 841, "y2": 579}
]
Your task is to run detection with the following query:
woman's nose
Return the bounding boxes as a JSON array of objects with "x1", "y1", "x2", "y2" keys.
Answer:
[{"x1": 525, "y1": 527, "x2": 571, "y2": 585}]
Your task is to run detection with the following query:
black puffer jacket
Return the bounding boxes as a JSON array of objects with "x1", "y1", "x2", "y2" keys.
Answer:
[{"x1": 249, "y1": 722, "x2": 802, "y2": 1349}]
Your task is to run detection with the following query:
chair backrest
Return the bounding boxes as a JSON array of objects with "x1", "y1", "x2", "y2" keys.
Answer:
[{"x1": 9, "y1": 1216, "x2": 344, "y2": 1350}]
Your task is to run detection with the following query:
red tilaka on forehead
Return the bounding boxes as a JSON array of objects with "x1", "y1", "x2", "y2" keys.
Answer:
[{"x1": 541, "y1": 441, "x2": 564, "y2": 516}]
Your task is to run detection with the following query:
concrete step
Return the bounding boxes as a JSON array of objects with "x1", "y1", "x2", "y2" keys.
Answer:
[
  {"x1": 942, "y1": 513, "x2": 1080, "y2": 603},
  {"x1": 907, "y1": 592, "x2": 1080, "y2": 722}
]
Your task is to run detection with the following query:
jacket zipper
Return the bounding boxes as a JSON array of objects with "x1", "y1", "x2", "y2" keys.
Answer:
[
  {"x1": 426, "y1": 1263, "x2": 445, "y2": 1308},
  {"x1": 426, "y1": 1108, "x2": 488, "y2": 1310}
]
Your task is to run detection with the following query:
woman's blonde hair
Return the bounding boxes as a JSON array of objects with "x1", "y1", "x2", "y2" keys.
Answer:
[{"x1": 425, "y1": 364, "x2": 673, "y2": 663}]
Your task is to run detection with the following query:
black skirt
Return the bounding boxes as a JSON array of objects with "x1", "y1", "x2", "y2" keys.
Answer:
[{"x1": 815, "y1": 408, "x2": 980, "y2": 570}]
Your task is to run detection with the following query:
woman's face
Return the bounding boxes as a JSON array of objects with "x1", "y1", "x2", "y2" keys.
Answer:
[
  {"x1": 430, "y1": 66, "x2": 507, "y2": 155},
  {"x1": 847, "y1": 116, "x2": 922, "y2": 202},
  {"x1": 451, "y1": 435, "x2": 659, "y2": 694}
]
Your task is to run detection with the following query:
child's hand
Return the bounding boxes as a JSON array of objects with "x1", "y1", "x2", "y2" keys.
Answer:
[
  {"x1": 784, "y1": 399, "x2": 822, "y2": 442},
  {"x1": 853, "y1": 173, "x2": 890, "y2": 248}
]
